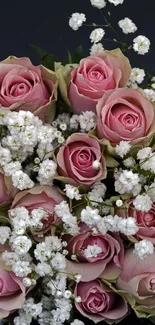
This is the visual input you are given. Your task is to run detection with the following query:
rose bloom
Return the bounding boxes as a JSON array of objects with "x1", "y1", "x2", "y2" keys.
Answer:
[
  {"x1": 0, "y1": 168, "x2": 16, "y2": 205},
  {"x1": 0, "y1": 248, "x2": 26, "y2": 318},
  {"x1": 96, "y1": 88, "x2": 155, "y2": 145},
  {"x1": 75, "y1": 280, "x2": 128, "y2": 323},
  {"x1": 0, "y1": 56, "x2": 58, "y2": 122},
  {"x1": 117, "y1": 249, "x2": 155, "y2": 316},
  {"x1": 67, "y1": 49, "x2": 131, "y2": 113},
  {"x1": 11, "y1": 185, "x2": 64, "y2": 238},
  {"x1": 57, "y1": 133, "x2": 106, "y2": 186},
  {"x1": 118, "y1": 200, "x2": 155, "y2": 244},
  {"x1": 65, "y1": 224, "x2": 124, "y2": 281}
]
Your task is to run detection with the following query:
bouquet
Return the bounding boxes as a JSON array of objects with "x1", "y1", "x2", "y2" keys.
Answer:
[{"x1": 0, "y1": 0, "x2": 155, "y2": 324}]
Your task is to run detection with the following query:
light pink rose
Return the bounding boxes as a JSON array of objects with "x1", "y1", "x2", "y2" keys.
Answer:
[
  {"x1": 11, "y1": 185, "x2": 64, "y2": 238},
  {"x1": 118, "y1": 200, "x2": 155, "y2": 244},
  {"x1": 75, "y1": 280, "x2": 128, "y2": 323},
  {"x1": 57, "y1": 133, "x2": 106, "y2": 186},
  {"x1": 117, "y1": 249, "x2": 155, "y2": 314},
  {"x1": 68, "y1": 49, "x2": 131, "y2": 113},
  {"x1": 0, "y1": 168, "x2": 17, "y2": 205},
  {"x1": 65, "y1": 224, "x2": 124, "y2": 281},
  {"x1": 96, "y1": 88, "x2": 155, "y2": 145},
  {"x1": 0, "y1": 269, "x2": 26, "y2": 319},
  {"x1": 0, "y1": 56, "x2": 58, "y2": 122}
]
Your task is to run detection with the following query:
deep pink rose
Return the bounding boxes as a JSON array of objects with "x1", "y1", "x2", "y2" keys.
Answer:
[
  {"x1": 0, "y1": 269, "x2": 26, "y2": 318},
  {"x1": 65, "y1": 224, "x2": 124, "y2": 281},
  {"x1": 96, "y1": 88, "x2": 155, "y2": 145},
  {"x1": 11, "y1": 185, "x2": 64, "y2": 238},
  {"x1": 118, "y1": 200, "x2": 155, "y2": 244},
  {"x1": 75, "y1": 280, "x2": 128, "y2": 323},
  {"x1": 0, "y1": 56, "x2": 58, "y2": 122},
  {"x1": 57, "y1": 133, "x2": 106, "y2": 186},
  {"x1": 68, "y1": 49, "x2": 131, "y2": 113},
  {"x1": 117, "y1": 249, "x2": 155, "y2": 315},
  {"x1": 0, "y1": 168, "x2": 16, "y2": 205}
]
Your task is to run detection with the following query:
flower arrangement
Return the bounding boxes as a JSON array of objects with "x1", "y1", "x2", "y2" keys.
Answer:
[{"x1": 0, "y1": 1, "x2": 155, "y2": 325}]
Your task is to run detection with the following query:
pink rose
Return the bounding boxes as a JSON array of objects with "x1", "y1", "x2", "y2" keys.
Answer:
[
  {"x1": 65, "y1": 224, "x2": 124, "y2": 281},
  {"x1": 96, "y1": 88, "x2": 155, "y2": 145},
  {"x1": 117, "y1": 249, "x2": 155, "y2": 316},
  {"x1": 118, "y1": 200, "x2": 155, "y2": 244},
  {"x1": 0, "y1": 168, "x2": 16, "y2": 206},
  {"x1": 57, "y1": 133, "x2": 106, "y2": 186},
  {"x1": 0, "y1": 269, "x2": 26, "y2": 318},
  {"x1": 75, "y1": 280, "x2": 128, "y2": 323},
  {"x1": 0, "y1": 56, "x2": 58, "y2": 122},
  {"x1": 68, "y1": 49, "x2": 131, "y2": 113},
  {"x1": 11, "y1": 185, "x2": 64, "y2": 238}
]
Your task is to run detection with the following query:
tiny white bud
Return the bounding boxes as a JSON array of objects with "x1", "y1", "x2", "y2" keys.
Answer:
[
  {"x1": 74, "y1": 274, "x2": 82, "y2": 283},
  {"x1": 116, "y1": 199, "x2": 123, "y2": 207},
  {"x1": 75, "y1": 296, "x2": 82, "y2": 303},
  {"x1": 64, "y1": 290, "x2": 72, "y2": 299},
  {"x1": 23, "y1": 277, "x2": 32, "y2": 287},
  {"x1": 71, "y1": 254, "x2": 77, "y2": 260},
  {"x1": 56, "y1": 290, "x2": 63, "y2": 297},
  {"x1": 92, "y1": 160, "x2": 102, "y2": 170}
]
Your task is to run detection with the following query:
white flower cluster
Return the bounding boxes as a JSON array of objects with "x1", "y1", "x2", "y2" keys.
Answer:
[
  {"x1": 118, "y1": 18, "x2": 137, "y2": 34},
  {"x1": 115, "y1": 141, "x2": 131, "y2": 158},
  {"x1": 137, "y1": 147, "x2": 155, "y2": 173},
  {"x1": 133, "y1": 35, "x2": 151, "y2": 55},
  {"x1": 70, "y1": 111, "x2": 96, "y2": 132},
  {"x1": 64, "y1": 184, "x2": 82, "y2": 200},
  {"x1": 88, "y1": 181, "x2": 107, "y2": 207},
  {"x1": 90, "y1": 43, "x2": 104, "y2": 55},
  {"x1": 90, "y1": 28, "x2": 105, "y2": 44},
  {"x1": 108, "y1": 0, "x2": 124, "y2": 5},
  {"x1": 114, "y1": 169, "x2": 142, "y2": 196},
  {"x1": 134, "y1": 240, "x2": 154, "y2": 259},
  {"x1": 0, "y1": 226, "x2": 11, "y2": 244},
  {"x1": 90, "y1": 0, "x2": 106, "y2": 9},
  {"x1": 54, "y1": 201, "x2": 79, "y2": 235},
  {"x1": 0, "y1": 111, "x2": 63, "y2": 190},
  {"x1": 128, "y1": 68, "x2": 145, "y2": 88},
  {"x1": 133, "y1": 194, "x2": 152, "y2": 213},
  {"x1": 97, "y1": 215, "x2": 139, "y2": 236},
  {"x1": 69, "y1": 13, "x2": 86, "y2": 31},
  {"x1": 143, "y1": 88, "x2": 155, "y2": 102}
]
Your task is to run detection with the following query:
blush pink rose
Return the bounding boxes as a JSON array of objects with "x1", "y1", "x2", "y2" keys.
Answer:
[
  {"x1": 118, "y1": 200, "x2": 155, "y2": 244},
  {"x1": 0, "y1": 168, "x2": 17, "y2": 206},
  {"x1": 65, "y1": 224, "x2": 124, "y2": 281},
  {"x1": 68, "y1": 49, "x2": 131, "y2": 113},
  {"x1": 75, "y1": 280, "x2": 128, "y2": 323},
  {"x1": 0, "y1": 56, "x2": 58, "y2": 122},
  {"x1": 117, "y1": 249, "x2": 155, "y2": 315},
  {"x1": 11, "y1": 185, "x2": 64, "y2": 238},
  {"x1": 57, "y1": 133, "x2": 106, "y2": 186},
  {"x1": 96, "y1": 88, "x2": 155, "y2": 145}
]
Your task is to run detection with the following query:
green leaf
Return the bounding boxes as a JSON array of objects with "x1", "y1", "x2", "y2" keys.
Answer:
[
  {"x1": 64, "y1": 46, "x2": 84, "y2": 64},
  {"x1": 30, "y1": 44, "x2": 58, "y2": 70},
  {"x1": 104, "y1": 154, "x2": 119, "y2": 168}
]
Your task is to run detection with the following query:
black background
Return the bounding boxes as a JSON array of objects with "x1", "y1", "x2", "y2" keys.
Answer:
[
  {"x1": 2, "y1": 0, "x2": 155, "y2": 324},
  {"x1": 1, "y1": 0, "x2": 155, "y2": 73}
]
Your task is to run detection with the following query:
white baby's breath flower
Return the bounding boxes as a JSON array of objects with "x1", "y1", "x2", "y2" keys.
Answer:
[
  {"x1": 133, "y1": 35, "x2": 151, "y2": 55},
  {"x1": 64, "y1": 184, "x2": 81, "y2": 200},
  {"x1": 143, "y1": 89, "x2": 155, "y2": 102},
  {"x1": 90, "y1": 28, "x2": 105, "y2": 43},
  {"x1": 129, "y1": 68, "x2": 145, "y2": 84},
  {"x1": 90, "y1": 0, "x2": 106, "y2": 9},
  {"x1": 115, "y1": 141, "x2": 131, "y2": 158},
  {"x1": 133, "y1": 194, "x2": 152, "y2": 212},
  {"x1": 84, "y1": 244, "x2": 102, "y2": 258},
  {"x1": 134, "y1": 240, "x2": 154, "y2": 259},
  {"x1": 118, "y1": 18, "x2": 137, "y2": 34},
  {"x1": 90, "y1": 43, "x2": 104, "y2": 55},
  {"x1": 108, "y1": 0, "x2": 124, "y2": 5},
  {"x1": 69, "y1": 13, "x2": 86, "y2": 31}
]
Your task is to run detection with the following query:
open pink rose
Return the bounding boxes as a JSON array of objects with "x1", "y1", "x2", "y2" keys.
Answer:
[
  {"x1": 75, "y1": 280, "x2": 128, "y2": 323},
  {"x1": 0, "y1": 168, "x2": 17, "y2": 206},
  {"x1": 96, "y1": 88, "x2": 155, "y2": 145},
  {"x1": 57, "y1": 133, "x2": 106, "y2": 186},
  {"x1": 65, "y1": 224, "x2": 124, "y2": 281},
  {"x1": 0, "y1": 56, "x2": 58, "y2": 122},
  {"x1": 68, "y1": 49, "x2": 131, "y2": 113},
  {"x1": 11, "y1": 185, "x2": 64, "y2": 238},
  {"x1": 118, "y1": 200, "x2": 155, "y2": 244},
  {"x1": 0, "y1": 269, "x2": 26, "y2": 319},
  {"x1": 117, "y1": 249, "x2": 155, "y2": 315}
]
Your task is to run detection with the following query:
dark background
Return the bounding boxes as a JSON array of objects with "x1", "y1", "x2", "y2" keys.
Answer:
[
  {"x1": 1, "y1": 0, "x2": 155, "y2": 73},
  {"x1": 2, "y1": 0, "x2": 155, "y2": 324}
]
